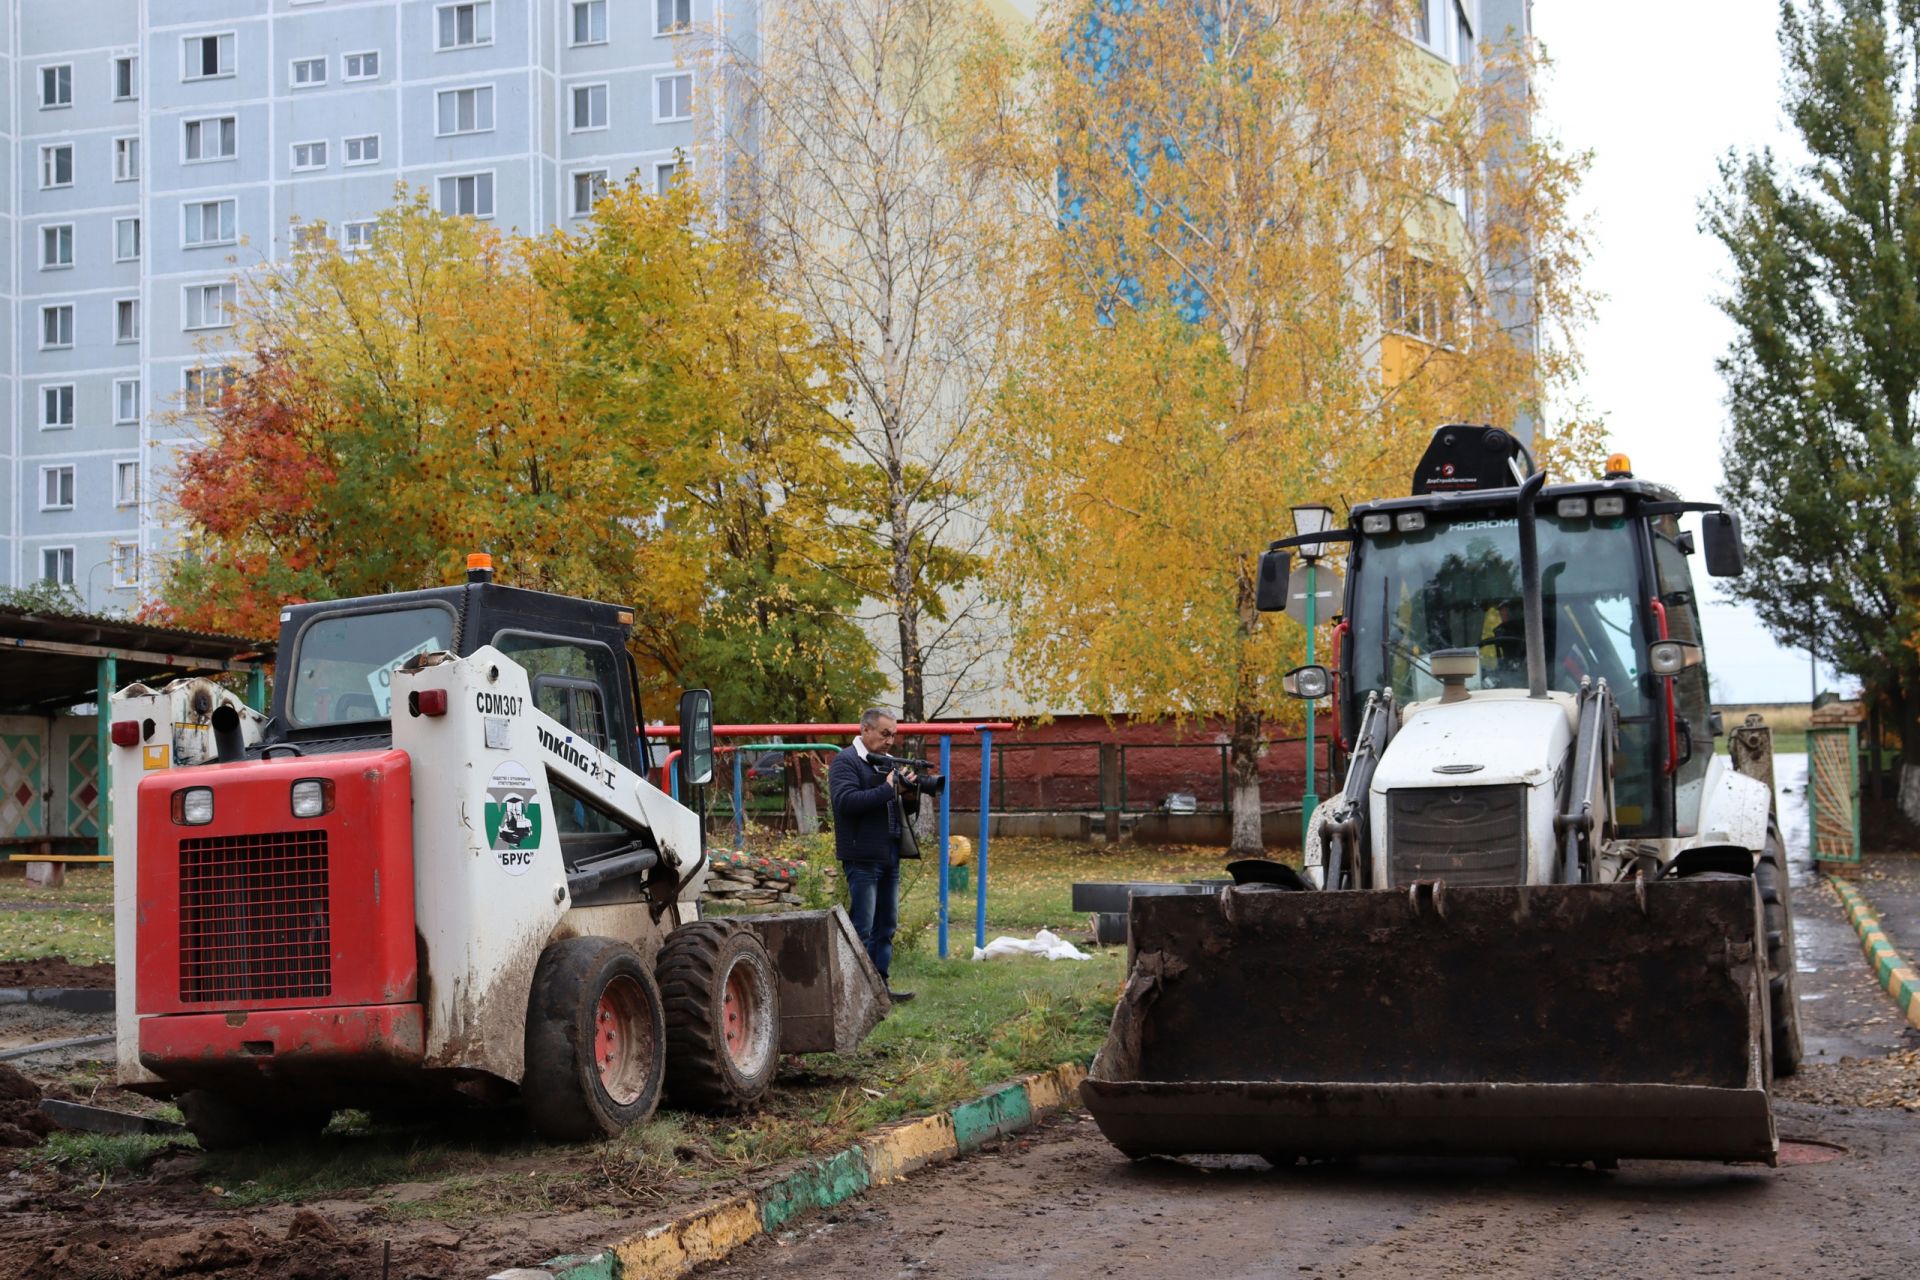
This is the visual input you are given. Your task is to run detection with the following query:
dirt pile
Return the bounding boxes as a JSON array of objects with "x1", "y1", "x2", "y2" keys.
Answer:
[
  {"x1": 21, "y1": 1214, "x2": 465, "y2": 1280},
  {"x1": 1779, "y1": 1046, "x2": 1920, "y2": 1111},
  {"x1": 0, "y1": 956, "x2": 115, "y2": 989},
  {"x1": 0, "y1": 1062, "x2": 54, "y2": 1148}
]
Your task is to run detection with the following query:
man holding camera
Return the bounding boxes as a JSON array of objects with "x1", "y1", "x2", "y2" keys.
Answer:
[{"x1": 829, "y1": 707, "x2": 941, "y2": 1003}]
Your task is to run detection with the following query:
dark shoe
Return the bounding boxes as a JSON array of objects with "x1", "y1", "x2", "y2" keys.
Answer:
[{"x1": 886, "y1": 988, "x2": 916, "y2": 1004}]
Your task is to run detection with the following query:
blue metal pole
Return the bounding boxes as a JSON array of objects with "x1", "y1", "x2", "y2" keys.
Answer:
[
  {"x1": 669, "y1": 760, "x2": 678, "y2": 803},
  {"x1": 938, "y1": 735, "x2": 952, "y2": 960},
  {"x1": 976, "y1": 729, "x2": 992, "y2": 952},
  {"x1": 1302, "y1": 558, "x2": 1318, "y2": 850},
  {"x1": 732, "y1": 750, "x2": 745, "y2": 851},
  {"x1": 96, "y1": 656, "x2": 115, "y2": 858}
]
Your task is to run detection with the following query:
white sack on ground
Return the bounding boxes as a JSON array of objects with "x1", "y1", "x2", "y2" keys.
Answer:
[{"x1": 971, "y1": 929, "x2": 1091, "y2": 962}]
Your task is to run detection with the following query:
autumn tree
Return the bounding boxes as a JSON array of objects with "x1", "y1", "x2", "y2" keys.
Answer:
[
  {"x1": 992, "y1": 0, "x2": 1593, "y2": 853},
  {"x1": 1706, "y1": 0, "x2": 1920, "y2": 822},
  {"x1": 720, "y1": 0, "x2": 1025, "y2": 720},
  {"x1": 158, "y1": 188, "x2": 880, "y2": 719}
]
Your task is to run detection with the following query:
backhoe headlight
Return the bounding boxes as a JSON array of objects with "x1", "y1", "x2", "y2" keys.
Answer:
[
  {"x1": 1593, "y1": 495, "x2": 1626, "y2": 517},
  {"x1": 1361, "y1": 513, "x2": 1392, "y2": 534},
  {"x1": 1556, "y1": 498, "x2": 1589, "y2": 518},
  {"x1": 290, "y1": 779, "x2": 333, "y2": 819},
  {"x1": 173, "y1": 787, "x2": 214, "y2": 826},
  {"x1": 1395, "y1": 512, "x2": 1426, "y2": 533}
]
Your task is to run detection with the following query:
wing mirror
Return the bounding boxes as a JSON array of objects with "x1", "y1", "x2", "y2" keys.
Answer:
[
  {"x1": 678, "y1": 688, "x2": 715, "y2": 786},
  {"x1": 1283, "y1": 664, "x2": 1331, "y2": 700},
  {"x1": 1256, "y1": 549, "x2": 1292, "y2": 612},
  {"x1": 1648, "y1": 640, "x2": 1703, "y2": 677},
  {"x1": 1702, "y1": 511, "x2": 1745, "y2": 577}
]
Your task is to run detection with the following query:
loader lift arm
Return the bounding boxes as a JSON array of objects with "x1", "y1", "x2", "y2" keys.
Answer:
[{"x1": 1554, "y1": 680, "x2": 1617, "y2": 883}]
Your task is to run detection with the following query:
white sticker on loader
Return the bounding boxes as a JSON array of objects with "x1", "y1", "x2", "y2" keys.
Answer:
[{"x1": 484, "y1": 760, "x2": 542, "y2": 874}]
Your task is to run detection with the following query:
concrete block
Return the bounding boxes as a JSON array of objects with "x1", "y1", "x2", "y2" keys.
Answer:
[{"x1": 23, "y1": 860, "x2": 64, "y2": 888}]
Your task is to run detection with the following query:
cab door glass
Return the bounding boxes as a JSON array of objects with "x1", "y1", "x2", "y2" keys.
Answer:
[
  {"x1": 494, "y1": 632, "x2": 627, "y2": 839},
  {"x1": 1651, "y1": 520, "x2": 1712, "y2": 835}
]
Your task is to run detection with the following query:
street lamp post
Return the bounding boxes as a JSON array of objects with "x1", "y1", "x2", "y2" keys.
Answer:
[{"x1": 1290, "y1": 504, "x2": 1336, "y2": 851}]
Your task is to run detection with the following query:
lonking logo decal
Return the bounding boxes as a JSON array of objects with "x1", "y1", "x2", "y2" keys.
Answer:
[{"x1": 484, "y1": 760, "x2": 542, "y2": 875}]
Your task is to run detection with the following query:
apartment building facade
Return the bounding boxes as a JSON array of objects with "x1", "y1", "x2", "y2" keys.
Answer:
[{"x1": 3, "y1": 0, "x2": 740, "y2": 613}]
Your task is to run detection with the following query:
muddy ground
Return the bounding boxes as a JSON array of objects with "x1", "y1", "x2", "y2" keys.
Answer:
[{"x1": 0, "y1": 957, "x2": 114, "y2": 989}]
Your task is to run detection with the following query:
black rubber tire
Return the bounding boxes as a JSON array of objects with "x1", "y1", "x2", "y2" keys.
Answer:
[
  {"x1": 1756, "y1": 829, "x2": 1804, "y2": 1078},
  {"x1": 522, "y1": 936, "x2": 667, "y2": 1140},
  {"x1": 657, "y1": 920, "x2": 782, "y2": 1112},
  {"x1": 179, "y1": 1090, "x2": 330, "y2": 1151}
]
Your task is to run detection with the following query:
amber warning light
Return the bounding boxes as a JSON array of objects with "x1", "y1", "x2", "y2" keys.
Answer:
[
  {"x1": 1604, "y1": 453, "x2": 1633, "y2": 478},
  {"x1": 466, "y1": 551, "x2": 494, "y2": 584}
]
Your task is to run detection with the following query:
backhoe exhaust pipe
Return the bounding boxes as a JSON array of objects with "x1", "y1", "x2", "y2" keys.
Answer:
[{"x1": 1517, "y1": 470, "x2": 1548, "y2": 699}]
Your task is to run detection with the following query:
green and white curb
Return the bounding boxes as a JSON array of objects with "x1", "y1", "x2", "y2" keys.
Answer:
[
  {"x1": 489, "y1": 1062, "x2": 1086, "y2": 1280},
  {"x1": 1829, "y1": 877, "x2": 1920, "y2": 1032}
]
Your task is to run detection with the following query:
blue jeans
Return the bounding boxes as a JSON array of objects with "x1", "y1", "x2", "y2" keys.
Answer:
[{"x1": 842, "y1": 860, "x2": 899, "y2": 982}]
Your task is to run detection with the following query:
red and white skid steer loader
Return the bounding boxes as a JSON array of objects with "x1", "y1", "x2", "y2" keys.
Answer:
[{"x1": 108, "y1": 556, "x2": 888, "y2": 1148}]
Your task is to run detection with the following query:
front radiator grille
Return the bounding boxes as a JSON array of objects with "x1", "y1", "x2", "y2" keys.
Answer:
[
  {"x1": 178, "y1": 830, "x2": 332, "y2": 1003},
  {"x1": 1387, "y1": 785, "x2": 1527, "y2": 887}
]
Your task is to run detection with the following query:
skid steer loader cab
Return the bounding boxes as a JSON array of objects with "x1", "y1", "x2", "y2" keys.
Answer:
[{"x1": 1083, "y1": 425, "x2": 1796, "y2": 1167}]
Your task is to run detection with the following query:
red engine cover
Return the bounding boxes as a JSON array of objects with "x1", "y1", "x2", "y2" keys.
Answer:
[{"x1": 136, "y1": 749, "x2": 416, "y2": 1016}]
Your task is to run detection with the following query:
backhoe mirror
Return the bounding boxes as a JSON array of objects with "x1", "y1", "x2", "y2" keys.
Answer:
[
  {"x1": 1256, "y1": 550, "x2": 1292, "y2": 613},
  {"x1": 1283, "y1": 664, "x2": 1331, "y2": 700},
  {"x1": 1702, "y1": 511, "x2": 1745, "y2": 577},
  {"x1": 1648, "y1": 640, "x2": 1703, "y2": 677},
  {"x1": 679, "y1": 689, "x2": 715, "y2": 787}
]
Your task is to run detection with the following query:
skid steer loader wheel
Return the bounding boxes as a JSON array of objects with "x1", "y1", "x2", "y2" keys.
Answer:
[
  {"x1": 179, "y1": 1090, "x2": 331, "y2": 1151},
  {"x1": 658, "y1": 921, "x2": 781, "y2": 1111},
  {"x1": 1756, "y1": 829, "x2": 1804, "y2": 1077},
  {"x1": 523, "y1": 937, "x2": 666, "y2": 1140}
]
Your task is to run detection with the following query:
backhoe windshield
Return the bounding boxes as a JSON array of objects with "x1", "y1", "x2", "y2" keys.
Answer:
[
  {"x1": 289, "y1": 605, "x2": 454, "y2": 726},
  {"x1": 1347, "y1": 512, "x2": 1647, "y2": 717}
]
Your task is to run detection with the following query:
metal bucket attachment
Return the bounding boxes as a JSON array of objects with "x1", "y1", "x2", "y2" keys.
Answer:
[
  {"x1": 1082, "y1": 880, "x2": 1776, "y2": 1164},
  {"x1": 738, "y1": 908, "x2": 890, "y2": 1055}
]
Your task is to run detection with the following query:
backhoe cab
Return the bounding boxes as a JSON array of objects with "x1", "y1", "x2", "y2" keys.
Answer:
[{"x1": 1083, "y1": 425, "x2": 1800, "y2": 1166}]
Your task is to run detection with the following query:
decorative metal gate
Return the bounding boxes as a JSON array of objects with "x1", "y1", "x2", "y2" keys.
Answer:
[{"x1": 1809, "y1": 725, "x2": 1861, "y2": 865}]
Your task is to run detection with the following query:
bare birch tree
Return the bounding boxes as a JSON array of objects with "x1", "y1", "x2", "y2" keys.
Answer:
[{"x1": 719, "y1": 0, "x2": 1023, "y2": 720}]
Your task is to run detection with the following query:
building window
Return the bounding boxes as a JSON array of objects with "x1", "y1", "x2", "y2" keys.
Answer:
[
  {"x1": 115, "y1": 378, "x2": 141, "y2": 424},
  {"x1": 42, "y1": 547, "x2": 76, "y2": 587},
  {"x1": 437, "y1": 172, "x2": 494, "y2": 219},
  {"x1": 436, "y1": 3, "x2": 493, "y2": 50},
  {"x1": 656, "y1": 0, "x2": 691, "y2": 36},
  {"x1": 572, "y1": 170, "x2": 608, "y2": 217},
  {"x1": 114, "y1": 55, "x2": 138, "y2": 101},
  {"x1": 41, "y1": 467, "x2": 76, "y2": 511},
  {"x1": 436, "y1": 86, "x2": 494, "y2": 135},
  {"x1": 115, "y1": 217, "x2": 142, "y2": 262},
  {"x1": 654, "y1": 160, "x2": 684, "y2": 196},
  {"x1": 184, "y1": 283, "x2": 237, "y2": 331},
  {"x1": 115, "y1": 463, "x2": 141, "y2": 509},
  {"x1": 1383, "y1": 250, "x2": 1461, "y2": 349},
  {"x1": 343, "y1": 220, "x2": 376, "y2": 252},
  {"x1": 571, "y1": 83, "x2": 608, "y2": 131},
  {"x1": 185, "y1": 115, "x2": 238, "y2": 161},
  {"x1": 572, "y1": 1, "x2": 608, "y2": 45},
  {"x1": 291, "y1": 140, "x2": 328, "y2": 171},
  {"x1": 184, "y1": 199, "x2": 238, "y2": 247},
  {"x1": 184, "y1": 366, "x2": 236, "y2": 412},
  {"x1": 184, "y1": 33, "x2": 236, "y2": 80},
  {"x1": 116, "y1": 298, "x2": 140, "y2": 343},
  {"x1": 111, "y1": 541, "x2": 139, "y2": 586},
  {"x1": 41, "y1": 224, "x2": 74, "y2": 270},
  {"x1": 40, "y1": 64, "x2": 72, "y2": 108},
  {"x1": 655, "y1": 73, "x2": 693, "y2": 122},
  {"x1": 115, "y1": 137, "x2": 140, "y2": 182},
  {"x1": 42, "y1": 384, "x2": 75, "y2": 430},
  {"x1": 293, "y1": 222, "x2": 330, "y2": 253},
  {"x1": 41, "y1": 304, "x2": 74, "y2": 349},
  {"x1": 344, "y1": 50, "x2": 379, "y2": 81},
  {"x1": 40, "y1": 144, "x2": 73, "y2": 189},
  {"x1": 291, "y1": 56, "x2": 327, "y2": 88},
  {"x1": 344, "y1": 134, "x2": 380, "y2": 166}
]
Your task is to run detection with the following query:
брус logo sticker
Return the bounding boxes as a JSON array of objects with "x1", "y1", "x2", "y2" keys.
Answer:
[{"x1": 484, "y1": 760, "x2": 542, "y2": 874}]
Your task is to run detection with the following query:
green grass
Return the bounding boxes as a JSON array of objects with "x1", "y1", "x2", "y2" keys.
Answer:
[
  {"x1": 24, "y1": 1131, "x2": 187, "y2": 1178},
  {"x1": 0, "y1": 905, "x2": 114, "y2": 963},
  {"x1": 0, "y1": 865, "x2": 114, "y2": 905}
]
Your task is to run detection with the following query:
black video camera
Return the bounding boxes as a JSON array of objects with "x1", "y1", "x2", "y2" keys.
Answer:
[{"x1": 870, "y1": 753, "x2": 947, "y2": 794}]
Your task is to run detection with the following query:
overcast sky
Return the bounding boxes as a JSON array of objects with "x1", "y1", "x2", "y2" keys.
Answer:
[{"x1": 1531, "y1": 2, "x2": 1858, "y2": 704}]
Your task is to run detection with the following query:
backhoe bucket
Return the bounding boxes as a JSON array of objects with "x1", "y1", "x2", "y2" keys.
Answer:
[{"x1": 1081, "y1": 879, "x2": 1776, "y2": 1164}]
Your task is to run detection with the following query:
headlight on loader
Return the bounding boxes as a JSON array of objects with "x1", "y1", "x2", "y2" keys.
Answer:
[
  {"x1": 172, "y1": 787, "x2": 214, "y2": 826},
  {"x1": 290, "y1": 778, "x2": 334, "y2": 818}
]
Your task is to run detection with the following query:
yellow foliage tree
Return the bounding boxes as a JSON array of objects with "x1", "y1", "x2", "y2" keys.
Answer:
[{"x1": 993, "y1": 0, "x2": 1596, "y2": 852}]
